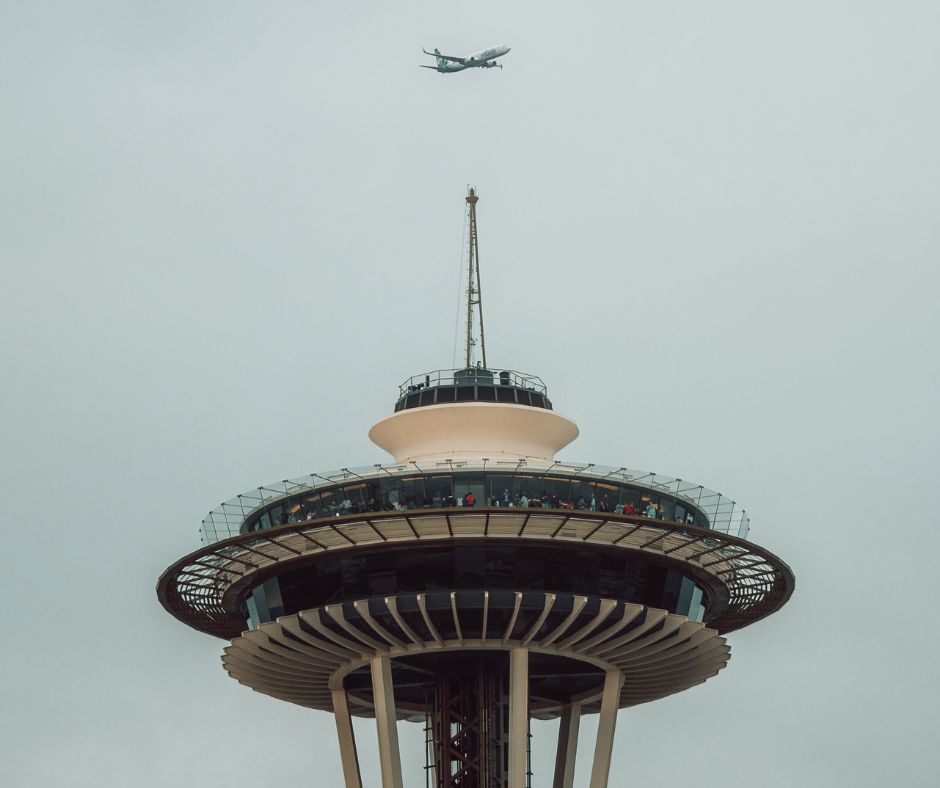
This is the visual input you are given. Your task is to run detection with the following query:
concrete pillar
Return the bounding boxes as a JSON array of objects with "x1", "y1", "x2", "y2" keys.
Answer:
[
  {"x1": 331, "y1": 689, "x2": 363, "y2": 788},
  {"x1": 370, "y1": 656, "x2": 404, "y2": 788},
  {"x1": 552, "y1": 702, "x2": 582, "y2": 788},
  {"x1": 508, "y1": 647, "x2": 529, "y2": 788},
  {"x1": 588, "y1": 671, "x2": 623, "y2": 788}
]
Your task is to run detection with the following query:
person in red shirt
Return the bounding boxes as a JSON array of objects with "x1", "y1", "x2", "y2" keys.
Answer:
[{"x1": 464, "y1": 491, "x2": 476, "y2": 507}]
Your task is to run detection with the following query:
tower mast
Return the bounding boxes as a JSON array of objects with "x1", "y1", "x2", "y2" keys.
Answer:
[{"x1": 464, "y1": 187, "x2": 487, "y2": 369}]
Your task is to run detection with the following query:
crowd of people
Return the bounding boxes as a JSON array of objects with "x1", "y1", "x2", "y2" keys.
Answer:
[
  {"x1": 260, "y1": 486, "x2": 697, "y2": 529},
  {"x1": 476, "y1": 490, "x2": 696, "y2": 522}
]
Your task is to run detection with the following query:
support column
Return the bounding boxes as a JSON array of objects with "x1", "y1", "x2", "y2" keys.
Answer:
[
  {"x1": 552, "y1": 702, "x2": 582, "y2": 788},
  {"x1": 426, "y1": 712, "x2": 439, "y2": 787},
  {"x1": 370, "y1": 656, "x2": 404, "y2": 788},
  {"x1": 588, "y1": 671, "x2": 623, "y2": 788},
  {"x1": 508, "y1": 647, "x2": 529, "y2": 788},
  {"x1": 331, "y1": 689, "x2": 363, "y2": 788}
]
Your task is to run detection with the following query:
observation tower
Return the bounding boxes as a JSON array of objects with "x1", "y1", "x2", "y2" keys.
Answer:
[{"x1": 158, "y1": 189, "x2": 794, "y2": 788}]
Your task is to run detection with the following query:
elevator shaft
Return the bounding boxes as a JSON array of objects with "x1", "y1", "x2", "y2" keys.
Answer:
[{"x1": 428, "y1": 657, "x2": 528, "y2": 788}]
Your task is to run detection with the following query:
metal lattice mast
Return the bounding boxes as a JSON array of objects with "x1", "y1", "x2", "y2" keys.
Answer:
[{"x1": 464, "y1": 188, "x2": 487, "y2": 369}]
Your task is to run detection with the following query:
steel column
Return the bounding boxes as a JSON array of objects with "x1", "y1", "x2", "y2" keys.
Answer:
[
  {"x1": 588, "y1": 671, "x2": 623, "y2": 788},
  {"x1": 552, "y1": 702, "x2": 581, "y2": 788},
  {"x1": 371, "y1": 656, "x2": 404, "y2": 788},
  {"x1": 508, "y1": 647, "x2": 529, "y2": 788},
  {"x1": 331, "y1": 689, "x2": 363, "y2": 788},
  {"x1": 426, "y1": 712, "x2": 439, "y2": 787}
]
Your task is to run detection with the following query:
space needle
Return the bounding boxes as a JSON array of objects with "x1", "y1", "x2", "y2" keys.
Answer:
[{"x1": 158, "y1": 188, "x2": 794, "y2": 787}]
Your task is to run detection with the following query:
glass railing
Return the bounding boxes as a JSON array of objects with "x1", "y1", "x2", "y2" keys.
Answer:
[{"x1": 198, "y1": 461, "x2": 750, "y2": 545}]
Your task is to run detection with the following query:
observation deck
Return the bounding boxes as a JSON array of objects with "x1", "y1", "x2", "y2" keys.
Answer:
[
  {"x1": 157, "y1": 459, "x2": 793, "y2": 648},
  {"x1": 395, "y1": 368, "x2": 552, "y2": 412},
  {"x1": 195, "y1": 460, "x2": 750, "y2": 545}
]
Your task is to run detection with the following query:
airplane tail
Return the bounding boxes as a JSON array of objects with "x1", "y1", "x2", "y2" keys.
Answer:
[{"x1": 433, "y1": 48, "x2": 446, "y2": 68}]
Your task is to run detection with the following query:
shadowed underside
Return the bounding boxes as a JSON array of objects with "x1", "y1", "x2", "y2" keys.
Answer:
[
  {"x1": 223, "y1": 590, "x2": 730, "y2": 716},
  {"x1": 157, "y1": 508, "x2": 794, "y2": 640}
]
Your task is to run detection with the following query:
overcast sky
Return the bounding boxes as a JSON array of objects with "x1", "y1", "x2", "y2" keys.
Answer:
[{"x1": 2, "y1": 1, "x2": 938, "y2": 786}]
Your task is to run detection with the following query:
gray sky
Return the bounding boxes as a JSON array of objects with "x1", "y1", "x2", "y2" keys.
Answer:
[{"x1": 1, "y1": 1, "x2": 938, "y2": 785}]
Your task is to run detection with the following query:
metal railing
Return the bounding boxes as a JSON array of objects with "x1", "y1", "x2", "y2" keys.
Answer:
[
  {"x1": 198, "y1": 460, "x2": 750, "y2": 545},
  {"x1": 398, "y1": 368, "x2": 548, "y2": 398}
]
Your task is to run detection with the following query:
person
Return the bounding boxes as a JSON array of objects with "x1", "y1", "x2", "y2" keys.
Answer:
[
  {"x1": 501, "y1": 489, "x2": 511, "y2": 507},
  {"x1": 464, "y1": 491, "x2": 476, "y2": 507},
  {"x1": 590, "y1": 495, "x2": 597, "y2": 512},
  {"x1": 614, "y1": 503, "x2": 624, "y2": 515},
  {"x1": 645, "y1": 502, "x2": 657, "y2": 518},
  {"x1": 519, "y1": 494, "x2": 528, "y2": 508},
  {"x1": 623, "y1": 502, "x2": 636, "y2": 515}
]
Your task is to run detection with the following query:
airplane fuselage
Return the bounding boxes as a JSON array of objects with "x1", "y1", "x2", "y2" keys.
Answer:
[
  {"x1": 424, "y1": 45, "x2": 511, "y2": 73},
  {"x1": 466, "y1": 45, "x2": 511, "y2": 65}
]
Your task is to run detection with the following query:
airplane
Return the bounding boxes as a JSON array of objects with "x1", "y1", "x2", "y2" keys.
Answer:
[{"x1": 420, "y1": 45, "x2": 511, "y2": 73}]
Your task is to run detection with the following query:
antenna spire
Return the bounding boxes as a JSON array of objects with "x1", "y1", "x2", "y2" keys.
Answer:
[{"x1": 464, "y1": 187, "x2": 487, "y2": 369}]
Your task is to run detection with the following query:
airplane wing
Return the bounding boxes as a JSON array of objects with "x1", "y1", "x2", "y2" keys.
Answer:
[{"x1": 422, "y1": 47, "x2": 465, "y2": 64}]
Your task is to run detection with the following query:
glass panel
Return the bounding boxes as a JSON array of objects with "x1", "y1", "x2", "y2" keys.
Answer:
[
  {"x1": 203, "y1": 462, "x2": 747, "y2": 543},
  {"x1": 435, "y1": 386, "x2": 456, "y2": 403},
  {"x1": 477, "y1": 385, "x2": 496, "y2": 402}
]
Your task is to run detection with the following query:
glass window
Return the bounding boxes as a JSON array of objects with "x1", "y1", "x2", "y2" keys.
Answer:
[
  {"x1": 425, "y1": 475, "x2": 454, "y2": 507},
  {"x1": 435, "y1": 386, "x2": 456, "y2": 403},
  {"x1": 240, "y1": 471, "x2": 711, "y2": 532}
]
